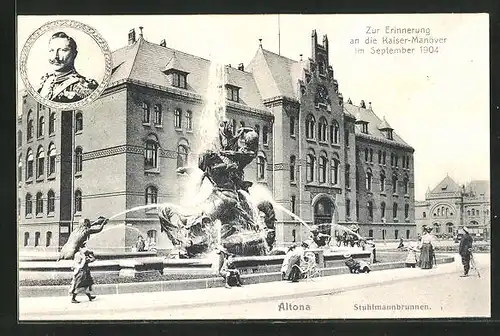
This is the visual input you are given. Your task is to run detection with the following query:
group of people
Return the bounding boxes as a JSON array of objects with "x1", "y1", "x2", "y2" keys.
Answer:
[{"x1": 404, "y1": 226, "x2": 474, "y2": 277}]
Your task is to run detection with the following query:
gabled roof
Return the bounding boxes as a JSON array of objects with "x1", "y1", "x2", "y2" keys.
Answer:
[
  {"x1": 430, "y1": 175, "x2": 461, "y2": 195},
  {"x1": 246, "y1": 47, "x2": 302, "y2": 100},
  {"x1": 162, "y1": 52, "x2": 190, "y2": 73},
  {"x1": 344, "y1": 102, "x2": 411, "y2": 148},
  {"x1": 108, "y1": 37, "x2": 267, "y2": 111},
  {"x1": 378, "y1": 117, "x2": 393, "y2": 130}
]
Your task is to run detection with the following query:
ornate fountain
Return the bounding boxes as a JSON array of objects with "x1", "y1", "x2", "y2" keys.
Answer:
[{"x1": 158, "y1": 120, "x2": 277, "y2": 258}]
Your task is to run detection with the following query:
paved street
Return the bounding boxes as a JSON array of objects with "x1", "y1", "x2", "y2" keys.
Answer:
[{"x1": 19, "y1": 253, "x2": 489, "y2": 320}]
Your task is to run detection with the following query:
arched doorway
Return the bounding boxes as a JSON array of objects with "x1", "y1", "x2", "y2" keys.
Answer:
[{"x1": 313, "y1": 195, "x2": 335, "y2": 235}]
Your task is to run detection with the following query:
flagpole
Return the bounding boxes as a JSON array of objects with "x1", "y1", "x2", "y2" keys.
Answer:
[{"x1": 278, "y1": 14, "x2": 281, "y2": 55}]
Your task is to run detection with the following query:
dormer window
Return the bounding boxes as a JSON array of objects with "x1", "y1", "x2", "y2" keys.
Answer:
[
  {"x1": 226, "y1": 85, "x2": 240, "y2": 103},
  {"x1": 362, "y1": 123, "x2": 368, "y2": 134},
  {"x1": 387, "y1": 130, "x2": 393, "y2": 140},
  {"x1": 172, "y1": 72, "x2": 187, "y2": 89}
]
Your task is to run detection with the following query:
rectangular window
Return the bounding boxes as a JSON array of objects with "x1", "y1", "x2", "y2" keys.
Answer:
[
  {"x1": 291, "y1": 195, "x2": 296, "y2": 214},
  {"x1": 290, "y1": 117, "x2": 295, "y2": 136},
  {"x1": 186, "y1": 111, "x2": 193, "y2": 130},
  {"x1": 172, "y1": 73, "x2": 187, "y2": 89},
  {"x1": 174, "y1": 109, "x2": 182, "y2": 129},
  {"x1": 142, "y1": 102, "x2": 150, "y2": 123},
  {"x1": 154, "y1": 104, "x2": 162, "y2": 125},
  {"x1": 346, "y1": 199, "x2": 351, "y2": 217},
  {"x1": 345, "y1": 164, "x2": 350, "y2": 188},
  {"x1": 345, "y1": 131, "x2": 349, "y2": 146},
  {"x1": 226, "y1": 86, "x2": 239, "y2": 102}
]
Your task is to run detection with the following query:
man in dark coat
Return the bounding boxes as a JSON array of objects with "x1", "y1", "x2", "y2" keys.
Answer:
[{"x1": 459, "y1": 227, "x2": 473, "y2": 277}]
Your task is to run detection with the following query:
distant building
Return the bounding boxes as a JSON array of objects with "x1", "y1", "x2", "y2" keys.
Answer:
[
  {"x1": 415, "y1": 176, "x2": 490, "y2": 239},
  {"x1": 17, "y1": 28, "x2": 415, "y2": 252}
]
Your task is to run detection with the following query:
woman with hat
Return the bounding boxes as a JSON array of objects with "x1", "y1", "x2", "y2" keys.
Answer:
[
  {"x1": 215, "y1": 245, "x2": 243, "y2": 288},
  {"x1": 68, "y1": 241, "x2": 97, "y2": 303},
  {"x1": 418, "y1": 226, "x2": 436, "y2": 269}
]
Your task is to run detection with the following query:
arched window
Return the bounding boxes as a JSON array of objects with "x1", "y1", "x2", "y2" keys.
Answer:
[
  {"x1": 46, "y1": 231, "x2": 52, "y2": 247},
  {"x1": 403, "y1": 176, "x2": 409, "y2": 194},
  {"x1": 142, "y1": 102, "x2": 151, "y2": 123},
  {"x1": 74, "y1": 147, "x2": 83, "y2": 174},
  {"x1": 145, "y1": 186, "x2": 158, "y2": 205},
  {"x1": 75, "y1": 112, "x2": 83, "y2": 132},
  {"x1": 381, "y1": 202, "x2": 386, "y2": 219},
  {"x1": 36, "y1": 146, "x2": 45, "y2": 178},
  {"x1": 25, "y1": 193, "x2": 32, "y2": 216},
  {"x1": 368, "y1": 201, "x2": 373, "y2": 219},
  {"x1": 24, "y1": 232, "x2": 30, "y2": 247},
  {"x1": 48, "y1": 143, "x2": 56, "y2": 176},
  {"x1": 368, "y1": 229, "x2": 373, "y2": 238},
  {"x1": 364, "y1": 148, "x2": 369, "y2": 162},
  {"x1": 305, "y1": 115, "x2": 315, "y2": 139},
  {"x1": 290, "y1": 117, "x2": 295, "y2": 136},
  {"x1": 395, "y1": 230, "x2": 399, "y2": 239},
  {"x1": 144, "y1": 135, "x2": 159, "y2": 170},
  {"x1": 74, "y1": 189, "x2": 82, "y2": 213},
  {"x1": 330, "y1": 120, "x2": 339, "y2": 144},
  {"x1": 177, "y1": 145, "x2": 189, "y2": 169},
  {"x1": 318, "y1": 154, "x2": 327, "y2": 183},
  {"x1": 346, "y1": 199, "x2": 351, "y2": 217},
  {"x1": 472, "y1": 209, "x2": 475, "y2": 216},
  {"x1": 405, "y1": 204, "x2": 409, "y2": 219},
  {"x1": 380, "y1": 171, "x2": 386, "y2": 192},
  {"x1": 26, "y1": 149, "x2": 33, "y2": 180},
  {"x1": 290, "y1": 156, "x2": 296, "y2": 182},
  {"x1": 47, "y1": 190, "x2": 55, "y2": 214},
  {"x1": 17, "y1": 130, "x2": 22, "y2": 148},
  {"x1": 365, "y1": 169, "x2": 373, "y2": 191},
  {"x1": 291, "y1": 229, "x2": 296, "y2": 242},
  {"x1": 262, "y1": 125, "x2": 269, "y2": 145},
  {"x1": 35, "y1": 231, "x2": 41, "y2": 247},
  {"x1": 18, "y1": 154, "x2": 22, "y2": 183},
  {"x1": 467, "y1": 210, "x2": 471, "y2": 216},
  {"x1": 392, "y1": 174, "x2": 398, "y2": 193},
  {"x1": 423, "y1": 211, "x2": 427, "y2": 218},
  {"x1": 331, "y1": 155, "x2": 339, "y2": 185},
  {"x1": 368, "y1": 149, "x2": 373, "y2": 162},
  {"x1": 49, "y1": 111, "x2": 56, "y2": 134},
  {"x1": 318, "y1": 117, "x2": 327, "y2": 142},
  {"x1": 27, "y1": 110, "x2": 34, "y2": 141},
  {"x1": 154, "y1": 104, "x2": 162, "y2": 125},
  {"x1": 306, "y1": 152, "x2": 316, "y2": 182},
  {"x1": 291, "y1": 195, "x2": 296, "y2": 214},
  {"x1": 395, "y1": 155, "x2": 399, "y2": 167},
  {"x1": 445, "y1": 208, "x2": 449, "y2": 217},
  {"x1": 318, "y1": 56, "x2": 326, "y2": 75},
  {"x1": 406, "y1": 230, "x2": 410, "y2": 239},
  {"x1": 447, "y1": 223, "x2": 453, "y2": 233},
  {"x1": 382, "y1": 151, "x2": 386, "y2": 165},
  {"x1": 390, "y1": 153, "x2": 394, "y2": 166},
  {"x1": 378, "y1": 150, "x2": 382, "y2": 164},
  {"x1": 257, "y1": 154, "x2": 266, "y2": 180},
  {"x1": 437, "y1": 208, "x2": 441, "y2": 216},
  {"x1": 393, "y1": 202, "x2": 398, "y2": 219},
  {"x1": 174, "y1": 108, "x2": 182, "y2": 129},
  {"x1": 186, "y1": 110, "x2": 193, "y2": 130},
  {"x1": 36, "y1": 192, "x2": 43, "y2": 215}
]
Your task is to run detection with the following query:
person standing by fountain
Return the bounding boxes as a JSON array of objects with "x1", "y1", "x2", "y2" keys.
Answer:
[
  {"x1": 69, "y1": 241, "x2": 96, "y2": 303},
  {"x1": 418, "y1": 227, "x2": 436, "y2": 269},
  {"x1": 281, "y1": 242, "x2": 309, "y2": 282},
  {"x1": 135, "y1": 235, "x2": 146, "y2": 252}
]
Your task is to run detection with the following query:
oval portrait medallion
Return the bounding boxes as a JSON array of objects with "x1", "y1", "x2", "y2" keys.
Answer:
[{"x1": 19, "y1": 20, "x2": 112, "y2": 110}]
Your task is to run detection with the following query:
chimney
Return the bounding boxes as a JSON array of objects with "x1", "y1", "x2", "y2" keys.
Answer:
[
  {"x1": 160, "y1": 39, "x2": 166, "y2": 47},
  {"x1": 238, "y1": 63, "x2": 244, "y2": 71},
  {"x1": 139, "y1": 26, "x2": 144, "y2": 38},
  {"x1": 128, "y1": 29, "x2": 136, "y2": 45},
  {"x1": 259, "y1": 38, "x2": 262, "y2": 47},
  {"x1": 368, "y1": 102, "x2": 372, "y2": 109},
  {"x1": 360, "y1": 100, "x2": 366, "y2": 108}
]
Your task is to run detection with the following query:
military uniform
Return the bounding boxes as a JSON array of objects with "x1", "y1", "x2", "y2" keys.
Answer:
[{"x1": 38, "y1": 69, "x2": 98, "y2": 103}]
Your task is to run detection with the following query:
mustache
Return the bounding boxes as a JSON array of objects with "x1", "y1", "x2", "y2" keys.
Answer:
[{"x1": 49, "y1": 59, "x2": 66, "y2": 65}]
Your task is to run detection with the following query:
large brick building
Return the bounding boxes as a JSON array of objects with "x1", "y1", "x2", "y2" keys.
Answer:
[
  {"x1": 415, "y1": 176, "x2": 490, "y2": 239},
  {"x1": 17, "y1": 28, "x2": 416, "y2": 252}
]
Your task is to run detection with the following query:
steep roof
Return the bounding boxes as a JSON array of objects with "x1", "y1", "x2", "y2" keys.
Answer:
[
  {"x1": 345, "y1": 102, "x2": 411, "y2": 149},
  {"x1": 430, "y1": 175, "x2": 462, "y2": 195},
  {"x1": 378, "y1": 117, "x2": 393, "y2": 130},
  {"x1": 246, "y1": 47, "x2": 302, "y2": 100},
  {"x1": 465, "y1": 180, "x2": 490, "y2": 198},
  {"x1": 108, "y1": 37, "x2": 267, "y2": 111}
]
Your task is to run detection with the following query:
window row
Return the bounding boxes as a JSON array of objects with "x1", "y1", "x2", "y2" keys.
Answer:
[
  {"x1": 22, "y1": 231, "x2": 53, "y2": 247},
  {"x1": 25, "y1": 110, "x2": 57, "y2": 142},
  {"x1": 467, "y1": 208, "x2": 489, "y2": 216},
  {"x1": 302, "y1": 152, "x2": 340, "y2": 185},
  {"x1": 142, "y1": 103, "x2": 194, "y2": 131},
  {"x1": 144, "y1": 135, "x2": 190, "y2": 170},
  {"x1": 305, "y1": 115, "x2": 340, "y2": 144},
  {"x1": 367, "y1": 229, "x2": 411, "y2": 240},
  {"x1": 19, "y1": 144, "x2": 57, "y2": 182},
  {"x1": 433, "y1": 205, "x2": 454, "y2": 217},
  {"x1": 364, "y1": 170, "x2": 410, "y2": 195},
  {"x1": 251, "y1": 123, "x2": 270, "y2": 146},
  {"x1": 347, "y1": 201, "x2": 410, "y2": 220},
  {"x1": 362, "y1": 149, "x2": 411, "y2": 169},
  {"x1": 24, "y1": 190, "x2": 56, "y2": 217}
]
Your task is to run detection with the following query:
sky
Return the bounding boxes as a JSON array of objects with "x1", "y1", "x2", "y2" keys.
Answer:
[{"x1": 17, "y1": 14, "x2": 490, "y2": 200}]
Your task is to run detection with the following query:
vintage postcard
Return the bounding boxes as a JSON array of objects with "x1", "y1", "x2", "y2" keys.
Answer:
[{"x1": 17, "y1": 14, "x2": 490, "y2": 320}]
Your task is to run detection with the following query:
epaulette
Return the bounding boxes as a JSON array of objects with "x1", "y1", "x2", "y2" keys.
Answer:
[{"x1": 73, "y1": 77, "x2": 98, "y2": 98}]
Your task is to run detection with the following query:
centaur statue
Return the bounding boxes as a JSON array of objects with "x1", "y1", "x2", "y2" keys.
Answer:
[{"x1": 158, "y1": 121, "x2": 276, "y2": 258}]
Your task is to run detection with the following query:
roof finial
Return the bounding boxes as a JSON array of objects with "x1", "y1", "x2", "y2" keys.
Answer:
[
  {"x1": 259, "y1": 38, "x2": 263, "y2": 48},
  {"x1": 300, "y1": 54, "x2": 303, "y2": 61},
  {"x1": 369, "y1": 102, "x2": 372, "y2": 109},
  {"x1": 139, "y1": 26, "x2": 144, "y2": 38}
]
